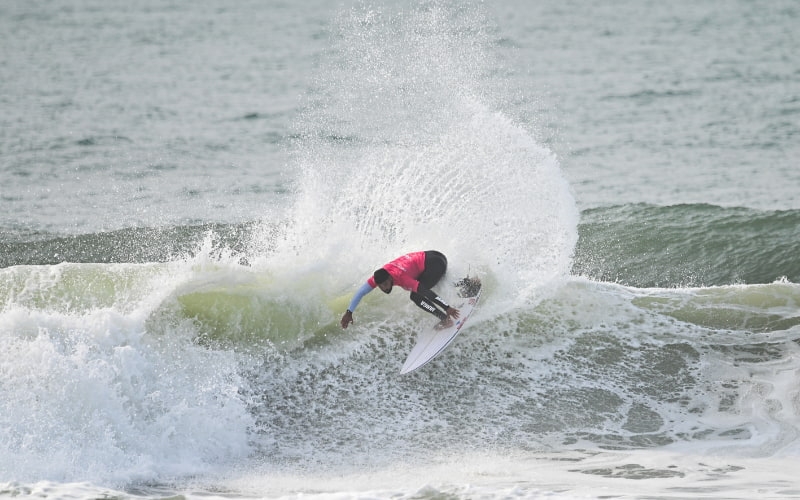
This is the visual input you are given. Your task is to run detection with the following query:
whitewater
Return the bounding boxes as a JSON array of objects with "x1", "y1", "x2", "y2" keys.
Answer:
[{"x1": 2, "y1": 0, "x2": 799, "y2": 498}]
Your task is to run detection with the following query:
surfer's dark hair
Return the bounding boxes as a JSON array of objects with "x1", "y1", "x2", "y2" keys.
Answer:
[{"x1": 373, "y1": 268, "x2": 390, "y2": 284}]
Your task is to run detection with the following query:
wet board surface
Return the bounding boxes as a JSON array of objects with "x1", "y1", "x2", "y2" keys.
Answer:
[{"x1": 400, "y1": 279, "x2": 482, "y2": 374}]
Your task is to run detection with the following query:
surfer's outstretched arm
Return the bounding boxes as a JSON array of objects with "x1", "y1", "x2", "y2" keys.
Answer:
[{"x1": 341, "y1": 282, "x2": 374, "y2": 329}]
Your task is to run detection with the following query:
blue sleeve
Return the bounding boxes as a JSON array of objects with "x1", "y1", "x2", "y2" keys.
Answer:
[{"x1": 348, "y1": 282, "x2": 374, "y2": 312}]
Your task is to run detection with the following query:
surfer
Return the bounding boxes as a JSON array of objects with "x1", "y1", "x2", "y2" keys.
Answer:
[{"x1": 340, "y1": 250, "x2": 460, "y2": 330}]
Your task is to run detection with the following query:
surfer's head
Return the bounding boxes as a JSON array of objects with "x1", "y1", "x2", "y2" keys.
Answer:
[{"x1": 374, "y1": 268, "x2": 392, "y2": 294}]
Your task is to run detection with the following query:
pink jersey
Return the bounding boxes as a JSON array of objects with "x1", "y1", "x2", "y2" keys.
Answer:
[{"x1": 367, "y1": 251, "x2": 426, "y2": 292}]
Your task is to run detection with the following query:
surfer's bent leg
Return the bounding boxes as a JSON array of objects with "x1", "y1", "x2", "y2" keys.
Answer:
[
  {"x1": 412, "y1": 251, "x2": 452, "y2": 321},
  {"x1": 417, "y1": 251, "x2": 447, "y2": 289},
  {"x1": 410, "y1": 291, "x2": 448, "y2": 321}
]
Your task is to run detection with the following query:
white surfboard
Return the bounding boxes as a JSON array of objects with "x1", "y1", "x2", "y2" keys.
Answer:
[{"x1": 400, "y1": 278, "x2": 482, "y2": 374}]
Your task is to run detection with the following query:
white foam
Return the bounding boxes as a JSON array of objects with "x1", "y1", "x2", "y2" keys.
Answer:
[
  {"x1": 0, "y1": 258, "x2": 254, "y2": 486},
  {"x1": 252, "y1": 2, "x2": 578, "y2": 318}
]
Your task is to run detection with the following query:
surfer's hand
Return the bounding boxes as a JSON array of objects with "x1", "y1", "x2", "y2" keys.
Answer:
[
  {"x1": 446, "y1": 307, "x2": 460, "y2": 320},
  {"x1": 340, "y1": 310, "x2": 354, "y2": 329}
]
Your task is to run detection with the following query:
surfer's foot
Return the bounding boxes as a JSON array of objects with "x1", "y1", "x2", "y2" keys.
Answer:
[{"x1": 435, "y1": 318, "x2": 454, "y2": 330}]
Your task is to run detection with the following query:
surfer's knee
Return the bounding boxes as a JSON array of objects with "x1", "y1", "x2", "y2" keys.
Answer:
[{"x1": 410, "y1": 292, "x2": 446, "y2": 320}]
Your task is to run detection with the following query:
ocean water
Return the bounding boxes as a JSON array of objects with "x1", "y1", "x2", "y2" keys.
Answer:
[{"x1": 1, "y1": 0, "x2": 799, "y2": 498}]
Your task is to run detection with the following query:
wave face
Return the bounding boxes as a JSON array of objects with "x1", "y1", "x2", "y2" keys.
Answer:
[{"x1": 4, "y1": 257, "x2": 798, "y2": 486}]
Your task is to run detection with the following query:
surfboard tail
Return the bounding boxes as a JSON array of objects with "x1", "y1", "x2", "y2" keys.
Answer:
[
  {"x1": 455, "y1": 276, "x2": 481, "y2": 297},
  {"x1": 400, "y1": 281, "x2": 482, "y2": 374}
]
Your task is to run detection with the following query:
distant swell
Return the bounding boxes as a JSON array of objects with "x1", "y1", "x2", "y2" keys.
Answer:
[
  {"x1": 4, "y1": 204, "x2": 797, "y2": 289},
  {"x1": 573, "y1": 204, "x2": 800, "y2": 287}
]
